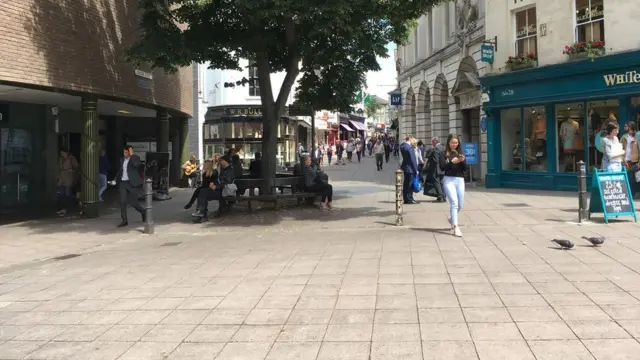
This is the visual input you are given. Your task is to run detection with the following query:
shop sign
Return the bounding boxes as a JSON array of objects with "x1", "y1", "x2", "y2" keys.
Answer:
[
  {"x1": 480, "y1": 43, "x2": 494, "y2": 64},
  {"x1": 459, "y1": 92, "x2": 481, "y2": 110},
  {"x1": 589, "y1": 170, "x2": 637, "y2": 223},
  {"x1": 0, "y1": 104, "x2": 7, "y2": 123},
  {"x1": 480, "y1": 116, "x2": 487, "y2": 133},
  {"x1": 603, "y1": 71, "x2": 640, "y2": 87},
  {"x1": 390, "y1": 93, "x2": 402, "y2": 106},
  {"x1": 225, "y1": 107, "x2": 262, "y2": 116},
  {"x1": 463, "y1": 143, "x2": 478, "y2": 165}
]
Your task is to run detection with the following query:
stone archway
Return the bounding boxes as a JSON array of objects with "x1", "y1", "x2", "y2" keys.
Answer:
[
  {"x1": 416, "y1": 81, "x2": 431, "y2": 143},
  {"x1": 402, "y1": 87, "x2": 416, "y2": 140},
  {"x1": 451, "y1": 56, "x2": 482, "y2": 180},
  {"x1": 432, "y1": 74, "x2": 450, "y2": 140}
]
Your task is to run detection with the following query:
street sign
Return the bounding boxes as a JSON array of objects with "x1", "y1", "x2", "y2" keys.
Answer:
[
  {"x1": 463, "y1": 143, "x2": 478, "y2": 165},
  {"x1": 390, "y1": 94, "x2": 402, "y2": 106},
  {"x1": 481, "y1": 43, "x2": 494, "y2": 64},
  {"x1": 480, "y1": 116, "x2": 487, "y2": 133}
]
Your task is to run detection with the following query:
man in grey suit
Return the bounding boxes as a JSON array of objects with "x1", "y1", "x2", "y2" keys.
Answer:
[{"x1": 114, "y1": 145, "x2": 146, "y2": 227}]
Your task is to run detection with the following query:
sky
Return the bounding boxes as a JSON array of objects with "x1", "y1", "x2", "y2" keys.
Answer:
[{"x1": 365, "y1": 42, "x2": 398, "y2": 100}]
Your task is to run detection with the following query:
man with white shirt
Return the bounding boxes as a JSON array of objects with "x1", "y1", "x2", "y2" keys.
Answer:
[{"x1": 114, "y1": 145, "x2": 146, "y2": 227}]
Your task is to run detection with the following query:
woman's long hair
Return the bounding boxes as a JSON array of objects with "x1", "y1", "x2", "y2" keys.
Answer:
[
  {"x1": 203, "y1": 160, "x2": 214, "y2": 178},
  {"x1": 444, "y1": 134, "x2": 462, "y2": 157}
]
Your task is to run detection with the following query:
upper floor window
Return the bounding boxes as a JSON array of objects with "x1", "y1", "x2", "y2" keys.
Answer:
[
  {"x1": 515, "y1": 7, "x2": 537, "y2": 56},
  {"x1": 575, "y1": 0, "x2": 604, "y2": 42},
  {"x1": 248, "y1": 63, "x2": 260, "y2": 97}
]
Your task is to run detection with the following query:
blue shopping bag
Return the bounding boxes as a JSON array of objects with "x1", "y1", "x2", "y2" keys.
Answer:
[{"x1": 412, "y1": 175, "x2": 423, "y2": 193}]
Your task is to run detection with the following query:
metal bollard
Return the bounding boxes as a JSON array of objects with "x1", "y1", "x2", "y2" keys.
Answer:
[
  {"x1": 395, "y1": 169, "x2": 404, "y2": 226},
  {"x1": 577, "y1": 161, "x2": 588, "y2": 223},
  {"x1": 144, "y1": 178, "x2": 154, "y2": 234}
]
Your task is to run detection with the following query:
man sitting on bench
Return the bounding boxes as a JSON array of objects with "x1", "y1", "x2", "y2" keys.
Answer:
[
  {"x1": 302, "y1": 154, "x2": 333, "y2": 210},
  {"x1": 192, "y1": 155, "x2": 236, "y2": 221}
]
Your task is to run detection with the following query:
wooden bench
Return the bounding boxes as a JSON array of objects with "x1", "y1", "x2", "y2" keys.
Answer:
[{"x1": 223, "y1": 175, "x2": 321, "y2": 210}]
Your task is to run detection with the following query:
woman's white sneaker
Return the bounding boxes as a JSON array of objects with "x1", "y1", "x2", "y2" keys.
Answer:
[{"x1": 453, "y1": 226, "x2": 462, "y2": 237}]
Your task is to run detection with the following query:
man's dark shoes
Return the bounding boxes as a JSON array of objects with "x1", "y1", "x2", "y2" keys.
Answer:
[{"x1": 117, "y1": 221, "x2": 128, "y2": 228}]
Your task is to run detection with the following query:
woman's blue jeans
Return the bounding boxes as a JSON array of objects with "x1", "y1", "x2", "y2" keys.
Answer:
[{"x1": 443, "y1": 176, "x2": 465, "y2": 226}]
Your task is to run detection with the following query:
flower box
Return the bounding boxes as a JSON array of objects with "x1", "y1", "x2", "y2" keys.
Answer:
[
  {"x1": 506, "y1": 61, "x2": 537, "y2": 71},
  {"x1": 563, "y1": 41, "x2": 606, "y2": 61},
  {"x1": 568, "y1": 52, "x2": 589, "y2": 60}
]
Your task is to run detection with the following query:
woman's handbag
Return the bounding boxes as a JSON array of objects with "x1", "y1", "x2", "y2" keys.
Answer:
[{"x1": 412, "y1": 175, "x2": 423, "y2": 193}]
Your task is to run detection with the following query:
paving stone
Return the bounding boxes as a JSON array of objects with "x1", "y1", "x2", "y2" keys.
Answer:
[
  {"x1": 166, "y1": 343, "x2": 225, "y2": 360},
  {"x1": 317, "y1": 341, "x2": 370, "y2": 360},
  {"x1": 266, "y1": 342, "x2": 321, "y2": 360},
  {"x1": 567, "y1": 320, "x2": 631, "y2": 339},
  {"x1": 117, "y1": 341, "x2": 179, "y2": 360},
  {"x1": 421, "y1": 340, "x2": 478, "y2": 360},
  {"x1": 277, "y1": 324, "x2": 327, "y2": 342},
  {"x1": 324, "y1": 324, "x2": 373, "y2": 342},
  {"x1": 371, "y1": 341, "x2": 422, "y2": 360},
  {"x1": 527, "y1": 340, "x2": 594, "y2": 360},
  {"x1": 468, "y1": 322, "x2": 523, "y2": 341},
  {"x1": 516, "y1": 322, "x2": 576, "y2": 340},
  {"x1": 462, "y1": 307, "x2": 512, "y2": 323},
  {"x1": 474, "y1": 340, "x2": 536, "y2": 360}
]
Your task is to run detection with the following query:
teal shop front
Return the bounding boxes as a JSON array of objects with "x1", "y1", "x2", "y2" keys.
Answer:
[{"x1": 480, "y1": 50, "x2": 640, "y2": 191}]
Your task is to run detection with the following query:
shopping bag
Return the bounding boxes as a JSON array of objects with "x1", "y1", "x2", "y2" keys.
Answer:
[{"x1": 412, "y1": 175, "x2": 423, "y2": 193}]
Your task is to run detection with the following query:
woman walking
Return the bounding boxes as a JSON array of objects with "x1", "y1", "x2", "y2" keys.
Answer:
[
  {"x1": 601, "y1": 123, "x2": 624, "y2": 172},
  {"x1": 373, "y1": 139, "x2": 385, "y2": 171},
  {"x1": 440, "y1": 134, "x2": 466, "y2": 237}
]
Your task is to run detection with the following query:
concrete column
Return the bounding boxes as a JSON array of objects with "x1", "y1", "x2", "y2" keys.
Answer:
[
  {"x1": 448, "y1": 98, "x2": 463, "y2": 139},
  {"x1": 170, "y1": 119, "x2": 181, "y2": 186},
  {"x1": 432, "y1": 94, "x2": 449, "y2": 140},
  {"x1": 80, "y1": 95, "x2": 100, "y2": 218},
  {"x1": 179, "y1": 117, "x2": 190, "y2": 165},
  {"x1": 415, "y1": 111, "x2": 428, "y2": 143},
  {"x1": 156, "y1": 108, "x2": 170, "y2": 153}
]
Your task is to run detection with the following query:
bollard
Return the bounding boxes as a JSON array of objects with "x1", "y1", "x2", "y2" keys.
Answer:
[
  {"x1": 144, "y1": 178, "x2": 154, "y2": 234},
  {"x1": 577, "y1": 161, "x2": 588, "y2": 223},
  {"x1": 395, "y1": 169, "x2": 404, "y2": 226}
]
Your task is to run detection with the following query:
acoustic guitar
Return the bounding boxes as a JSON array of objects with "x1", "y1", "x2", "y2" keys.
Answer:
[{"x1": 184, "y1": 163, "x2": 197, "y2": 176}]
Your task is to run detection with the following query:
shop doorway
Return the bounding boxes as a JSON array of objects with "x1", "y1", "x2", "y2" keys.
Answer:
[
  {"x1": 58, "y1": 132, "x2": 81, "y2": 159},
  {"x1": 462, "y1": 108, "x2": 480, "y2": 181}
]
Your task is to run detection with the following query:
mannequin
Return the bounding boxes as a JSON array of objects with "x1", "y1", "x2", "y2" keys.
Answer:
[
  {"x1": 602, "y1": 111, "x2": 619, "y2": 134},
  {"x1": 531, "y1": 114, "x2": 546, "y2": 158},
  {"x1": 560, "y1": 117, "x2": 583, "y2": 171}
]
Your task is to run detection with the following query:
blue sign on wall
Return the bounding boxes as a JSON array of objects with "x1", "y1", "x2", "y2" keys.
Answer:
[
  {"x1": 463, "y1": 143, "x2": 478, "y2": 165},
  {"x1": 480, "y1": 43, "x2": 494, "y2": 64},
  {"x1": 390, "y1": 94, "x2": 402, "y2": 106},
  {"x1": 480, "y1": 116, "x2": 487, "y2": 133}
]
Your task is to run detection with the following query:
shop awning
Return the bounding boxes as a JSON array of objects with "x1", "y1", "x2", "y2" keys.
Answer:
[
  {"x1": 340, "y1": 123, "x2": 355, "y2": 132},
  {"x1": 350, "y1": 121, "x2": 367, "y2": 131}
]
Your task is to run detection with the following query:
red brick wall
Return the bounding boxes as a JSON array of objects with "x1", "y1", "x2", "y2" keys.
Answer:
[{"x1": 0, "y1": 0, "x2": 193, "y2": 117}]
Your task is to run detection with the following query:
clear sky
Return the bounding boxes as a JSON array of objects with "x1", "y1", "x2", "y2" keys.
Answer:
[{"x1": 365, "y1": 42, "x2": 398, "y2": 100}]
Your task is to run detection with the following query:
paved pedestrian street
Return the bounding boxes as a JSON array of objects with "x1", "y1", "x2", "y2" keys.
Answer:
[{"x1": 1, "y1": 156, "x2": 640, "y2": 359}]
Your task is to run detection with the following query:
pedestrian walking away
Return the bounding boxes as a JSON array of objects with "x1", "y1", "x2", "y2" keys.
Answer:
[
  {"x1": 373, "y1": 139, "x2": 385, "y2": 171},
  {"x1": 114, "y1": 145, "x2": 146, "y2": 227},
  {"x1": 440, "y1": 134, "x2": 467, "y2": 237}
]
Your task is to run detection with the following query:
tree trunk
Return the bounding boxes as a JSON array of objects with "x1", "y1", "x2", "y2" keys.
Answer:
[{"x1": 260, "y1": 102, "x2": 278, "y2": 195}]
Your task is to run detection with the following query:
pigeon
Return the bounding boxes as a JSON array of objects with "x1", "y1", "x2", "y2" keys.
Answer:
[
  {"x1": 582, "y1": 236, "x2": 605, "y2": 246},
  {"x1": 551, "y1": 239, "x2": 574, "y2": 249}
]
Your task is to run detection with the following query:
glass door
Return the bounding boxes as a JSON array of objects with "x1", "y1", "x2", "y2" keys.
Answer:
[{"x1": 0, "y1": 128, "x2": 34, "y2": 210}]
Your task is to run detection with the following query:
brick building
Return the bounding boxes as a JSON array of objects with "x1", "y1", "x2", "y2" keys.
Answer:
[{"x1": 0, "y1": 1, "x2": 193, "y2": 216}]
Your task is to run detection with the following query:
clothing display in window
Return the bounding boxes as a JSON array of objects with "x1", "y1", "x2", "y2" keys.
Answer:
[
  {"x1": 560, "y1": 118, "x2": 583, "y2": 151},
  {"x1": 531, "y1": 115, "x2": 547, "y2": 158}
]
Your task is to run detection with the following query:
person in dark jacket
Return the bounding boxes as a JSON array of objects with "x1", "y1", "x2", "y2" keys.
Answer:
[
  {"x1": 114, "y1": 145, "x2": 146, "y2": 227},
  {"x1": 302, "y1": 155, "x2": 333, "y2": 210},
  {"x1": 400, "y1": 136, "x2": 419, "y2": 204},
  {"x1": 184, "y1": 160, "x2": 216, "y2": 209},
  {"x1": 423, "y1": 137, "x2": 446, "y2": 202},
  {"x1": 192, "y1": 155, "x2": 235, "y2": 220},
  {"x1": 336, "y1": 141, "x2": 345, "y2": 165},
  {"x1": 249, "y1": 152, "x2": 262, "y2": 178},
  {"x1": 439, "y1": 134, "x2": 467, "y2": 237}
]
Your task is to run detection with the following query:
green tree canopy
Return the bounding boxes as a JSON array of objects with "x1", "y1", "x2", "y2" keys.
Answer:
[{"x1": 127, "y1": 0, "x2": 447, "y2": 191}]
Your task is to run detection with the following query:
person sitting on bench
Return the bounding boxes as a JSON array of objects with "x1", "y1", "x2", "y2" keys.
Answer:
[
  {"x1": 184, "y1": 159, "x2": 216, "y2": 209},
  {"x1": 192, "y1": 155, "x2": 236, "y2": 220},
  {"x1": 302, "y1": 154, "x2": 333, "y2": 210},
  {"x1": 249, "y1": 152, "x2": 262, "y2": 178}
]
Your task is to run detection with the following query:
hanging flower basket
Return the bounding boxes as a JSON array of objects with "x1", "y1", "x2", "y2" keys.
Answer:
[
  {"x1": 563, "y1": 41, "x2": 606, "y2": 61},
  {"x1": 505, "y1": 53, "x2": 537, "y2": 72}
]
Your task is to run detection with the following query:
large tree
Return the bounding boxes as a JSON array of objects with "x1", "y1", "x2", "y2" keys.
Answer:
[{"x1": 127, "y1": 0, "x2": 446, "y2": 192}]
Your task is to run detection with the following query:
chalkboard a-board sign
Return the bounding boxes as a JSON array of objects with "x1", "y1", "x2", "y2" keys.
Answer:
[
  {"x1": 145, "y1": 152, "x2": 170, "y2": 194},
  {"x1": 588, "y1": 170, "x2": 637, "y2": 223}
]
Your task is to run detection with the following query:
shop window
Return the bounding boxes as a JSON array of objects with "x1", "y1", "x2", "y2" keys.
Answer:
[
  {"x1": 587, "y1": 99, "x2": 619, "y2": 171},
  {"x1": 523, "y1": 106, "x2": 547, "y2": 172},
  {"x1": 501, "y1": 107, "x2": 547, "y2": 172},
  {"x1": 515, "y1": 7, "x2": 537, "y2": 56},
  {"x1": 632, "y1": 97, "x2": 640, "y2": 127},
  {"x1": 248, "y1": 63, "x2": 260, "y2": 97},
  {"x1": 575, "y1": 0, "x2": 604, "y2": 43},
  {"x1": 501, "y1": 108, "x2": 522, "y2": 171},
  {"x1": 556, "y1": 102, "x2": 586, "y2": 173}
]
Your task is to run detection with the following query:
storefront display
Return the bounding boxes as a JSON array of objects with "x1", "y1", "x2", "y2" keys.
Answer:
[
  {"x1": 481, "y1": 49, "x2": 640, "y2": 191},
  {"x1": 202, "y1": 105, "x2": 296, "y2": 167}
]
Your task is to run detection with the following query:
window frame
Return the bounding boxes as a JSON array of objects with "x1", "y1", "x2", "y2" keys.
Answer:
[
  {"x1": 574, "y1": 0, "x2": 604, "y2": 43},
  {"x1": 248, "y1": 62, "x2": 260, "y2": 97},
  {"x1": 513, "y1": 6, "x2": 537, "y2": 56}
]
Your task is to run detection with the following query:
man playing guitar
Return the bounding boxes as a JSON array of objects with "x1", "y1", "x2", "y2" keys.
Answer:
[{"x1": 182, "y1": 155, "x2": 199, "y2": 188}]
